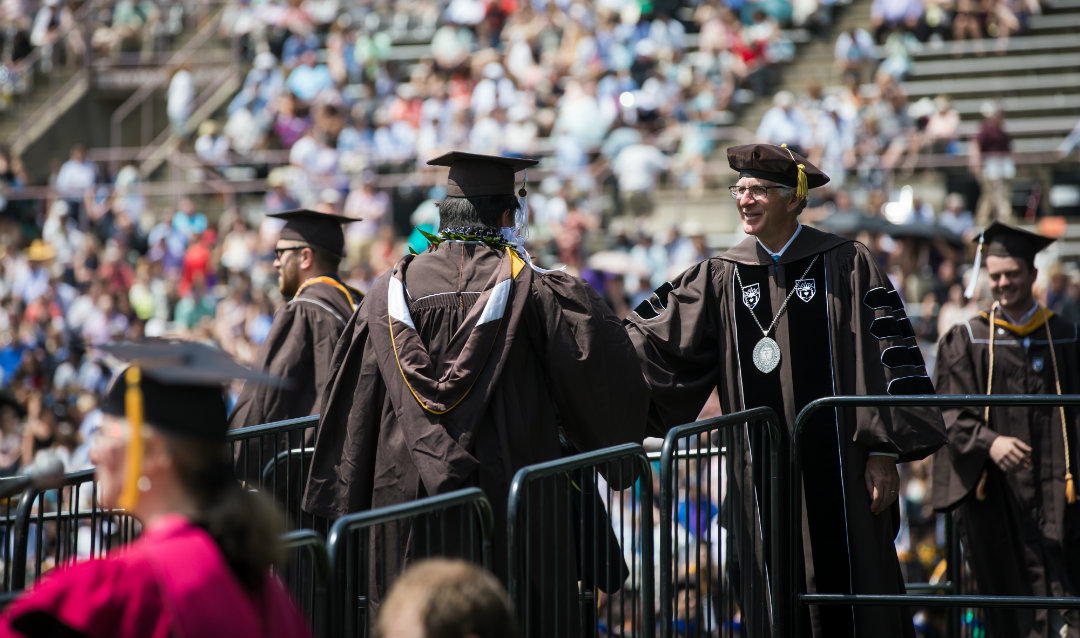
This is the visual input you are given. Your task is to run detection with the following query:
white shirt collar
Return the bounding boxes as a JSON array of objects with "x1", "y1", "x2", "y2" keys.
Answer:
[
  {"x1": 758, "y1": 224, "x2": 803, "y2": 262},
  {"x1": 1001, "y1": 301, "x2": 1039, "y2": 326}
]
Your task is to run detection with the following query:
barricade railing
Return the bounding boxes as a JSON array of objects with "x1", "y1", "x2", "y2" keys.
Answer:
[
  {"x1": 9, "y1": 469, "x2": 140, "y2": 591},
  {"x1": 789, "y1": 394, "x2": 1080, "y2": 638},
  {"x1": 281, "y1": 529, "x2": 331, "y2": 638},
  {"x1": 657, "y1": 406, "x2": 785, "y2": 638},
  {"x1": 227, "y1": 415, "x2": 327, "y2": 534},
  {"x1": 326, "y1": 487, "x2": 494, "y2": 638},
  {"x1": 508, "y1": 443, "x2": 654, "y2": 638}
]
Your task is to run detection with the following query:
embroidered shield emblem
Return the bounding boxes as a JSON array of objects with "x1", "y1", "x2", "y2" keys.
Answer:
[
  {"x1": 742, "y1": 283, "x2": 760, "y2": 310},
  {"x1": 795, "y1": 278, "x2": 816, "y2": 302},
  {"x1": 1033, "y1": 357, "x2": 1044, "y2": 373}
]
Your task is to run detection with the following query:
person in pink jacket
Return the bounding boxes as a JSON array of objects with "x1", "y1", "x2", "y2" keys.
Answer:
[{"x1": 0, "y1": 340, "x2": 311, "y2": 638}]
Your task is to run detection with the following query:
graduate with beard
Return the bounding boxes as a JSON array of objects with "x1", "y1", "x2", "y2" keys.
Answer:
[
  {"x1": 229, "y1": 209, "x2": 362, "y2": 482},
  {"x1": 625, "y1": 143, "x2": 946, "y2": 637},
  {"x1": 302, "y1": 152, "x2": 647, "y2": 635},
  {"x1": 932, "y1": 222, "x2": 1080, "y2": 638}
]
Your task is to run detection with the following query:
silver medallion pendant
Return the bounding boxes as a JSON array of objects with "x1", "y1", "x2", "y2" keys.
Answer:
[{"x1": 753, "y1": 336, "x2": 781, "y2": 373}]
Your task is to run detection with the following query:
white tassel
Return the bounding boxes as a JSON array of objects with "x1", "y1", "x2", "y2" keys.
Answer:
[{"x1": 964, "y1": 231, "x2": 985, "y2": 300}]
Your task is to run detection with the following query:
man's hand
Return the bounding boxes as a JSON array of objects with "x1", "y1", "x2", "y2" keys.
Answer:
[
  {"x1": 989, "y1": 435, "x2": 1032, "y2": 472},
  {"x1": 864, "y1": 455, "x2": 900, "y2": 515}
]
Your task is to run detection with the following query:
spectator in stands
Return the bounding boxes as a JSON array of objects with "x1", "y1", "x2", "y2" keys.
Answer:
[
  {"x1": 166, "y1": 63, "x2": 194, "y2": 137},
  {"x1": 54, "y1": 144, "x2": 96, "y2": 230},
  {"x1": 376, "y1": 559, "x2": 517, "y2": 638},
  {"x1": 834, "y1": 27, "x2": 878, "y2": 84},
  {"x1": 612, "y1": 130, "x2": 671, "y2": 219},
  {"x1": 755, "y1": 90, "x2": 810, "y2": 154},
  {"x1": 970, "y1": 101, "x2": 1016, "y2": 226},
  {"x1": 922, "y1": 94, "x2": 961, "y2": 155},
  {"x1": 870, "y1": 0, "x2": 925, "y2": 42}
]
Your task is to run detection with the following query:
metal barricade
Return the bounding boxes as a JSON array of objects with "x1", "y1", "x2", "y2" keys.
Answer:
[
  {"x1": 656, "y1": 406, "x2": 785, "y2": 638},
  {"x1": 789, "y1": 394, "x2": 1080, "y2": 638},
  {"x1": 326, "y1": 487, "x2": 494, "y2": 638},
  {"x1": 0, "y1": 493, "x2": 22, "y2": 592},
  {"x1": 227, "y1": 415, "x2": 327, "y2": 533},
  {"x1": 9, "y1": 469, "x2": 140, "y2": 590},
  {"x1": 508, "y1": 443, "x2": 654, "y2": 638},
  {"x1": 281, "y1": 529, "x2": 331, "y2": 638}
]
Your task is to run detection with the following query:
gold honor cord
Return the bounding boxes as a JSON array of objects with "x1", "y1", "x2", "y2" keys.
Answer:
[
  {"x1": 389, "y1": 248, "x2": 521, "y2": 415},
  {"x1": 294, "y1": 276, "x2": 359, "y2": 311},
  {"x1": 980, "y1": 303, "x2": 1075, "y2": 504},
  {"x1": 118, "y1": 366, "x2": 144, "y2": 512},
  {"x1": 1041, "y1": 306, "x2": 1076, "y2": 504}
]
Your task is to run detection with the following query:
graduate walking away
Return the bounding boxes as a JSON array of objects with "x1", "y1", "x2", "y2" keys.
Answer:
[
  {"x1": 0, "y1": 341, "x2": 310, "y2": 638},
  {"x1": 229, "y1": 209, "x2": 362, "y2": 480},
  {"x1": 302, "y1": 152, "x2": 648, "y2": 635},
  {"x1": 625, "y1": 143, "x2": 946, "y2": 637},
  {"x1": 933, "y1": 223, "x2": 1080, "y2": 638}
]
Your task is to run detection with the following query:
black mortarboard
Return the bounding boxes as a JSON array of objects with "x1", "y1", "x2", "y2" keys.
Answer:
[
  {"x1": 963, "y1": 222, "x2": 1056, "y2": 298},
  {"x1": 727, "y1": 143, "x2": 830, "y2": 196},
  {"x1": 100, "y1": 340, "x2": 282, "y2": 442},
  {"x1": 980, "y1": 221, "x2": 1055, "y2": 263},
  {"x1": 267, "y1": 209, "x2": 360, "y2": 258},
  {"x1": 426, "y1": 151, "x2": 538, "y2": 197}
]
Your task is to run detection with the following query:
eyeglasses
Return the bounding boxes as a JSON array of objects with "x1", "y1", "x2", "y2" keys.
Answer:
[
  {"x1": 729, "y1": 185, "x2": 788, "y2": 200},
  {"x1": 273, "y1": 244, "x2": 309, "y2": 259}
]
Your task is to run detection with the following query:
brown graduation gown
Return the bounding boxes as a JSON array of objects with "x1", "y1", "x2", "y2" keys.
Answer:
[
  {"x1": 302, "y1": 241, "x2": 648, "y2": 635},
  {"x1": 932, "y1": 309, "x2": 1080, "y2": 638},
  {"x1": 229, "y1": 275, "x2": 361, "y2": 481},
  {"x1": 625, "y1": 226, "x2": 946, "y2": 638}
]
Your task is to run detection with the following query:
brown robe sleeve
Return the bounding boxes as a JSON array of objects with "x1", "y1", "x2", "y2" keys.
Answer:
[
  {"x1": 847, "y1": 243, "x2": 947, "y2": 461},
  {"x1": 302, "y1": 298, "x2": 385, "y2": 519},
  {"x1": 623, "y1": 259, "x2": 723, "y2": 437},
  {"x1": 527, "y1": 271, "x2": 650, "y2": 459},
  {"x1": 229, "y1": 296, "x2": 344, "y2": 429},
  {"x1": 931, "y1": 321, "x2": 996, "y2": 510}
]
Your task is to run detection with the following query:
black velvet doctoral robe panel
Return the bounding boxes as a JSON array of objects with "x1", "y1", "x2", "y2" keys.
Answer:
[
  {"x1": 932, "y1": 309, "x2": 1080, "y2": 638},
  {"x1": 625, "y1": 226, "x2": 947, "y2": 638},
  {"x1": 229, "y1": 275, "x2": 361, "y2": 483},
  {"x1": 302, "y1": 242, "x2": 648, "y2": 636}
]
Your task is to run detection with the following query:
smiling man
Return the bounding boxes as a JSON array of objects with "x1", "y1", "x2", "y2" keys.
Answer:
[
  {"x1": 933, "y1": 222, "x2": 1080, "y2": 638},
  {"x1": 625, "y1": 143, "x2": 946, "y2": 637}
]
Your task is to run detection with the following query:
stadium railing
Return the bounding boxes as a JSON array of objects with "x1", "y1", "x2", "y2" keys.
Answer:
[
  {"x1": 8, "y1": 468, "x2": 140, "y2": 591},
  {"x1": 788, "y1": 394, "x2": 1080, "y2": 638},
  {"x1": 508, "y1": 442, "x2": 654, "y2": 638},
  {"x1": 326, "y1": 487, "x2": 494, "y2": 638},
  {"x1": 227, "y1": 415, "x2": 328, "y2": 534},
  {"x1": 655, "y1": 406, "x2": 785, "y2": 638},
  {"x1": 281, "y1": 528, "x2": 331, "y2": 638}
]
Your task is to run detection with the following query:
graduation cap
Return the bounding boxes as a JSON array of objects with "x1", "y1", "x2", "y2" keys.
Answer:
[
  {"x1": 267, "y1": 209, "x2": 360, "y2": 259},
  {"x1": 727, "y1": 143, "x2": 830, "y2": 198},
  {"x1": 964, "y1": 222, "x2": 1055, "y2": 298},
  {"x1": 98, "y1": 340, "x2": 284, "y2": 511},
  {"x1": 427, "y1": 151, "x2": 538, "y2": 198}
]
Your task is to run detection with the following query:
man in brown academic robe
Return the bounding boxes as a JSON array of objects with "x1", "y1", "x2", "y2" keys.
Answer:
[
  {"x1": 932, "y1": 222, "x2": 1080, "y2": 638},
  {"x1": 625, "y1": 143, "x2": 947, "y2": 637},
  {"x1": 229, "y1": 209, "x2": 362, "y2": 483},
  {"x1": 302, "y1": 152, "x2": 648, "y2": 635}
]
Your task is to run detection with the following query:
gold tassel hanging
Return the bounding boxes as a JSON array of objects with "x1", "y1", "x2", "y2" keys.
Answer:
[
  {"x1": 118, "y1": 366, "x2": 145, "y2": 512},
  {"x1": 1042, "y1": 307, "x2": 1075, "y2": 504},
  {"x1": 781, "y1": 144, "x2": 808, "y2": 198}
]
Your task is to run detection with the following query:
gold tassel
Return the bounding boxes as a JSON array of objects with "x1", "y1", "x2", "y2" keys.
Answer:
[
  {"x1": 1068, "y1": 473, "x2": 1075, "y2": 504},
  {"x1": 781, "y1": 144, "x2": 808, "y2": 198},
  {"x1": 975, "y1": 470, "x2": 987, "y2": 501},
  {"x1": 118, "y1": 366, "x2": 145, "y2": 512}
]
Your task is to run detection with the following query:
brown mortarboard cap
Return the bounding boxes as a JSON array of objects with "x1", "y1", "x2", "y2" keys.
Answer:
[
  {"x1": 267, "y1": 209, "x2": 359, "y2": 258},
  {"x1": 100, "y1": 340, "x2": 283, "y2": 442},
  {"x1": 427, "y1": 151, "x2": 538, "y2": 197},
  {"x1": 979, "y1": 221, "x2": 1055, "y2": 264},
  {"x1": 727, "y1": 144, "x2": 830, "y2": 194}
]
